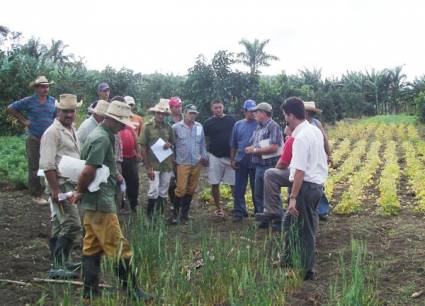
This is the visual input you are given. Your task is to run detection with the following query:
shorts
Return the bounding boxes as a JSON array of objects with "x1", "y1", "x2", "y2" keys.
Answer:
[{"x1": 208, "y1": 153, "x2": 235, "y2": 185}]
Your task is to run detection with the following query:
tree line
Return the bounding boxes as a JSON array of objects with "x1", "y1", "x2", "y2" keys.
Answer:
[{"x1": 1, "y1": 25, "x2": 425, "y2": 136}]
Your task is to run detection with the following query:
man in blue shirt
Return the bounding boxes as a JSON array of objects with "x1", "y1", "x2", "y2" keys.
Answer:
[
  {"x1": 230, "y1": 100, "x2": 258, "y2": 222},
  {"x1": 7, "y1": 76, "x2": 56, "y2": 205}
]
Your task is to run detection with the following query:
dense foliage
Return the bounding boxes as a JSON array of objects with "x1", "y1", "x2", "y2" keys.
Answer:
[{"x1": 2, "y1": 25, "x2": 425, "y2": 135}]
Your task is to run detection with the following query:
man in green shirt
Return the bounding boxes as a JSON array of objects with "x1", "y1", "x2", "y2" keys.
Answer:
[
  {"x1": 73, "y1": 100, "x2": 152, "y2": 302},
  {"x1": 139, "y1": 100, "x2": 175, "y2": 218}
]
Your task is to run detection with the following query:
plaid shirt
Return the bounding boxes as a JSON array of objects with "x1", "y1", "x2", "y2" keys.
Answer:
[{"x1": 249, "y1": 118, "x2": 283, "y2": 166}]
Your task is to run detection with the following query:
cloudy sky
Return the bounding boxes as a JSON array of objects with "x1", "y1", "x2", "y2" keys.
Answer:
[{"x1": 2, "y1": 0, "x2": 424, "y2": 79}]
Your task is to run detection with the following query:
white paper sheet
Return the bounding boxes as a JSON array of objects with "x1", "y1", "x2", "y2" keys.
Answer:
[
  {"x1": 259, "y1": 139, "x2": 282, "y2": 159},
  {"x1": 150, "y1": 138, "x2": 173, "y2": 163}
]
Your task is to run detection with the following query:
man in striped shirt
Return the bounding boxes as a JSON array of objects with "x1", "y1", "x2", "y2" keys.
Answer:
[{"x1": 7, "y1": 76, "x2": 56, "y2": 205}]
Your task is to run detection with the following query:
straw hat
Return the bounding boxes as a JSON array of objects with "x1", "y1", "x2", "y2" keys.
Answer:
[
  {"x1": 304, "y1": 101, "x2": 322, "y2": 114},
  {"x1": 104, "y1": 100, "x2": 137, "y2": 128},
  {"x1": 29, "y1": 76, "x2": 55, "y2": 88},
  {"x1": 88, "y1": 100, "x2": 109, "y2": 116},
  {"x1": 124, "y1": 96, "x2": 136, "y2": 106},
  {"x1": 55, "y1": 94, "x2": 83, "y2": 110},
  {"x1": 148, "y1": 98, "x2": 171, "y2": 114}
]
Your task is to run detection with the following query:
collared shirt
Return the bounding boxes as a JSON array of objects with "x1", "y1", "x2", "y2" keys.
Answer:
[
  {"x1": 39, "y1": 119, "x2": 80, "y2": 175},
  {"x1": 8, "y1": 95, "x2": 56, "y2": 138},
  {"x1": 250, "y1": 118, "x2": 283, "y2": 166},
  {"x1": 172, "y1": 121, "x2": 207, "y2": 165},
  {"x1": 79, "y1": 124, "x2": 118, "y2": 213},
  {"x1": 139, "y1": 120, "x2": 175, "y2": 171},
  {"x1": 165, "y1": 114, "x2": 183, "y2": 126},
  {"x1": 289, "y1": 120, "x2": 328, "y2": 184},
  {"x1": 77, "y1": 115, "x2": 99, "y2": 146},
  {"x1": 230, "y1": 119, "x2": 258, "y2": 162}
]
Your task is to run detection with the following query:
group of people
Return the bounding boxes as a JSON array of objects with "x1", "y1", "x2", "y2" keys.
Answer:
[{"x1": 7, "y1": 75, "x2": 331, "y2": 301}]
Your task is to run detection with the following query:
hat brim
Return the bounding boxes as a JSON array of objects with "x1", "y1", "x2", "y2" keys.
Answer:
[
  {"x1": 56, "y1": 101, "x2": 83, "y2": 110},
  {"x1": 149, "y1": 107, "x2": 170, "y2": 114},
  {"x1": 30, "y1": 81, "x2": 55, "y2": 88},
  {"x1": 305, "y1": 107, "x2": 322, "y2": 114},
  {"x1": 88, "y1": 107, "x2": 106, "y2": 116},
  {"x1": 104, "y1": 113, "x2": 138, "y2": 129},
  {"x1": 245, "y1": 107, "x2": 257, "y2": 111}
]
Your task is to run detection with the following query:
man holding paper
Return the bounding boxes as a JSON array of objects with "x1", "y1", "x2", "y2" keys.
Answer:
[
  {"x1": 139, "y1": 99, "x2": 175, "y2": 218},
  {"x1": 244, "y1": 102, "x2": 283, "y2": 226},
  {"x1": 39, "y1": 94, "x2": 83, "y2": 279}
]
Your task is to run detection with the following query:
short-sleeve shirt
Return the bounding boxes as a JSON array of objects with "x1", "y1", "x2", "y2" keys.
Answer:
[
  {"x1": 39, "y1": 118, "x2": 81, "y2": 183},
  {"x1": 8, "y1": 95, "x2": 56, "y2": 138},
  {"x1": 203, "y1": 115, "x2": 236, "y2": 158},
  {"x1": 79, "y1": 124, "x2": 118, "y2": 213},
  {"x1": 230, "y1": 119, "x2": 258, "y2": 162},
  {"x1": 278, "y1": 136, "x2": 294, "y2": 167},
  {"x1": 139, "y1": 120, "x2": 175, "y2": 172},
  {"x1": 250, "y1": 118, "x2": 283, "y2": 166},
  {"x1": 289, "y1": 120, "x2": 328, "y2": 184},
  {"x1": 119, "y1": 126, "x2": 138, "y2": 159}
]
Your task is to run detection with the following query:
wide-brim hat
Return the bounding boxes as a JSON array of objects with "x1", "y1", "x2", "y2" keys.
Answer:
[
  {"x1": 29, "y1": 76, "x2": 54, "y2": 88},
  {"x1": 55, "y1": 94, "x2": 83, "y2": 110},
  {"x1": 88, "y1": 100, "x2": 109, "y2": 116},
  {"x1": 104, "y1": 100, "x2": 138, "y2": 128},
  {"x1": 149, "y1": 98, "x2": 171, "y2": 114},
  {"x1": 304, "y1": 101, "x2": 322, "y2": 114}
]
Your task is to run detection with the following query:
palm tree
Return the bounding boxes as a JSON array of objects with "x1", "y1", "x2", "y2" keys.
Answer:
[{"x1": 237, "y1": 39, "x2": 279, "y2": 77}]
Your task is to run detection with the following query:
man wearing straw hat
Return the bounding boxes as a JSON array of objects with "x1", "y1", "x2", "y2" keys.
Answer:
[
  {"x1": 304, "y1": 101, "x2": 332, "y2": 221},
  {"x1": 39, "y1": 94, "x2": 83, "y2": 279},
  {"x1": 7, "y1": 76, "x2": 56, "y2": 205},
  {"x1": 77, "y1": 100, "x2": 109, "y2": 145},
  {"x1": 139, "y1": 99, "x2": 175, "y2": 218},
  {"x1": 73, "y1": 100, "x2": 152, "y2": 302}
]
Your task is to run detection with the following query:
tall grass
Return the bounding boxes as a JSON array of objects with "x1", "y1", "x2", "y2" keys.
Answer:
[{"x1": 327, "y1": 240, "x2": 380, "y2": 306}]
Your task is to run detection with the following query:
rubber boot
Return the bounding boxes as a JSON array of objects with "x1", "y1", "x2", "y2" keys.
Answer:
[
  {"x1": 180, "y1": 194, "x2": 193, "y2": 223},
  {"x1": 48, "y1": 236, "x2": 79, "y2": 279},
  {"x1": 147, "y1": 198, "x2": 156, "y2": 218},
  {"x1": 157, "y1": 197, "x2": 166, "y2": 215},
  {"x1": 171, "y1": 196, "x2": 182, "y2": 225},
  {"x1": 61, "y1": 236, "x2": 82, "y2": 271},
  {"x1": 82, "y1": 253, "x2": 101, "y2": 301},
  {"x1": 117, "y1": 258, "x2": 153, "y2": 301}
]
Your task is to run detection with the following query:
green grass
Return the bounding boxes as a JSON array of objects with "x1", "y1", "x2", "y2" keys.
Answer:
[
  {"x1": 327, "y1": 240, "x2": 380, "y2": 306},
  {"x1": 358, "y1": 115, "x2": 416, "y2": 125}
]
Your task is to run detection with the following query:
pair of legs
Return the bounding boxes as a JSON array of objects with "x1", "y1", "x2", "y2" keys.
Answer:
[
  {"x1": 147, "y1": 171, "x2": 173, "y2": 217},
  {"x1": 283, "y1": 182, "x2": 323, "y2": 278},
  {"x1": 208, "y1": 154, "x2": 235, "y2": 217},
  {"x1": 173, "y1": 163, "x2": 202, "y2": 223},
  {"x1": 263, "y1": 168, "x2": 290, "y2": 218},
  {"x1": 82, "y1": 211, "x2": 151, "y2": 301},
  {"x1": 26, "y1": 135, "x2": 46, "y2": 202},
  {"x1": 233, "y1": 157, "x2": 256, "y2": 219},
  {"x1": 121, "y1": 157, "x2": 139, "y2": 211},
  {"x1": 254, "y1": 164, "x2": 277, "y2": 214}
]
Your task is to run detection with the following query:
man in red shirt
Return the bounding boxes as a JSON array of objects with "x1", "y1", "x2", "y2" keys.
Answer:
[
  {"x1": 119, "y1": 124, "x2": 141, "y2": 212},
  {"x1": 256, "y1": 125, "x2": 293, "y2": 225}
]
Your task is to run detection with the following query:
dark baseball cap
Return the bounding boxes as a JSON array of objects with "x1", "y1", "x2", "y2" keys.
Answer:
[
  {"x1": 97, "y1": 82, "x2": 110, "y2": 92},
  {"x1": 184, "y1": 104, "x2": 199, "y2": 114}
]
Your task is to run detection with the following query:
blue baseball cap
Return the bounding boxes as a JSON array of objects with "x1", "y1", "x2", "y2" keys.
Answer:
[
  {"x1": 243, "y1": 99, "x2": 256, "y2": 111},
  {"x1": 97, "y1": 82, "x2": 110, "y2": 92}
]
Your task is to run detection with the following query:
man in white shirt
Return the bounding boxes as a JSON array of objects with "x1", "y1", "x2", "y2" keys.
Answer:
[{"x1": 281, "y1": 97, "x2": 328, "y2": 281}]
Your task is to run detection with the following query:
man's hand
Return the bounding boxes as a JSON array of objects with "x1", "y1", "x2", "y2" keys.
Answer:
[
  {"x1": 163, "y1": 142, "x2": 172, "y2": 150},
  {"x1": 23, "y1": 119, "x2": 30, "y2": 128},
  {"x1": 244, "y1": 146, "x2": 255, "y2": 154},
  {"x1": 230, "y1": 160, "x2": 239, "y2": 170},
  {"x1": 288, "y1": 198, "x2": 299, "y2": 217},
  {"x1": 147, "y1": 168, "x2": 155, "y2": 181},
  {"x1": 72, "y1": 191, "x2": 83, "y2": 204},
  {"x1": 117, "y1": 174, "x2": 124, "y2": 184},
  {"x1": 327, "y1": 155, "x2": 333, "y2": 166}
]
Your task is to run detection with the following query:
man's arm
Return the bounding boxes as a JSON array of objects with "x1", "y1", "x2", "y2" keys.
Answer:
[
  {"x1": 6, "y1": 107, "x2": 30, "y2": 128},
  {"x1": 316, "y1": 121, "x2": 331, "y2": 159},
  {"x1": 72, "y1": 165, "x2": 97, "y2": 204},
  {"x1": 288, "y1": 169, "x2": 305, "y2": 217},
  {"x1": 44, "y1": 170, "x2": 60, "y2": 203}
]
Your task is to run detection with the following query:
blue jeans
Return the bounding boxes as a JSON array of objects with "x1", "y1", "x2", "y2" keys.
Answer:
[
  {"x1": 254, "y1": 164, "x2": 274, "y2": 214},
  {"x1": 233, "y1": 159, "x2": 256, "y2": 217},
  {"x1": 316, "y1": 193, "x2": 330, "y2": 216}
]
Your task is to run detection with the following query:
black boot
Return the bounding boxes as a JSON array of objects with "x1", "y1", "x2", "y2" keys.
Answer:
[
  {"x1": 48, "y1": 237, "x2": 57, "y2": 261},
  {"x1": 48, "y1": 236, "x2": 79, "y2": 279},
  {"x1": 82, "y1": 253, "x2": 101, "y2": 300},
  {"x1": 171, "y1": 196, "x2": 182, "y2": 225},
  {"x1": 157, "y1": 197, "x2": 166, "y2": 215},
  {"x1": 117, "y1": 258, "x2": 153, "y2": 301},
  {"x1": 180, "y1": 194, "x2": 193, "y2": 223},
  {"x1": 147, "y1": 198, "x2": 156, "y2": 218},
  {"x1": 61, "y1": 236, "x2": 81, "y2": 271}
]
